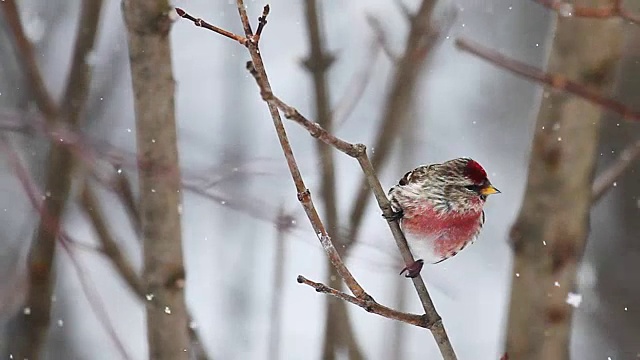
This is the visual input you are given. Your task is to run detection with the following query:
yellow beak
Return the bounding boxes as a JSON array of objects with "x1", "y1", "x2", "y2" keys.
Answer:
[{"x1": 480, "y1": 184, "x2": 501, "y2": 196}]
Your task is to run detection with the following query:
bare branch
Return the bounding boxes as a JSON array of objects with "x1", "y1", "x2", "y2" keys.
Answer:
[
  {"x1": 177, "y1": 3, "x2": 457, "y2": 358},
  {"x1": 255, "y1": 4, "x2": 270, "y2": 39},
  {"x1": 533, "y1": 0, "x2": 640, "y2": 24},
  {"x1": 592, "y1": 139, "x2": 640, "y2": 202},
  {"x1": 455, "y1": 38, "x2": 640, "y2": 122},
  {"x1": 297, "y1": 276, "x2": 431, "y2": 328},
  {"x1": 228, "y1": 2, "x2": 370, "y2": 299},
  {"x1": 245, "y1": 63, "x2": 456, "y2": 358},
  {"x1": 175, "y1": 8, "x2": 248, "y2": 45}
]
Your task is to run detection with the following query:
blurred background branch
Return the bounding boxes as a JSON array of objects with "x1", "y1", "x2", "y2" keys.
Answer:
[
  {"x1": 1, "y1": 1, "x2": 103, "y2": 358},
  {"x1": 299, "y1": 1, "x2": 364, "y2": 358}
]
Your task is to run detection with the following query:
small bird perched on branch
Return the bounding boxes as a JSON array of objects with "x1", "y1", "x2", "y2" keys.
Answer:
[{"x1": 387, "y1": 157, "x2": 500, "y2": 277}]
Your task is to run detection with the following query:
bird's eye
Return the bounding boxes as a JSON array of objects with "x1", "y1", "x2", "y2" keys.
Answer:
[{"x1": 464, "y1": 185, "x2": 481, "y2": 192}]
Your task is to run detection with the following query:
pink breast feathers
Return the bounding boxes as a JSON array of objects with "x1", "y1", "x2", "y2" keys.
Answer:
[{"x1": 402, "y1": 206, "x2": 483, "y2": 259}]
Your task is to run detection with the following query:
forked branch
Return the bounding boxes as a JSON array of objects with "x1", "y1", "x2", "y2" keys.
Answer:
[
  {"x1": 297, "y1": 276, "x2": 431, "y2": 328},
  {"x1": 174, "y1": 4, "x2": 456, "y2": 358}
]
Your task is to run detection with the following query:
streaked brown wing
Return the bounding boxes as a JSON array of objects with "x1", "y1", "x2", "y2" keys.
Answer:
[{"x1": 398, "y1": 165, "x2": 431, "y2": 186}]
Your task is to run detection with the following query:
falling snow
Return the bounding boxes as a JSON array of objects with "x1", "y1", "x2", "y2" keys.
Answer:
[
  {"x1": 557, "y1": 3, "x2": 574, "y2": 17},
  {"x1": 85, "y1": 50, "x2": 99, "y2": 66},
  {"x1": 22, "y1": 12, "x2": 45, "y2": 42},
  {"x1": 566, "y1": 292, "x2": 582, "y2": 308}
]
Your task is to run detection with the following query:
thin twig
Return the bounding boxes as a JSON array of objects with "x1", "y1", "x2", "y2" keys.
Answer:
[
  {"x1": 175, "y1": 8, "x2": 248, "y2": 45},
  {"x1": 297, "y1": 276, "x2": 430, "y2": 328},
  {"x1": 177, "y1": 4, "x2": 457, "y2": 358},
  {"x1": 533, "y1": 0, "x2": 640, "y2": 24},
  {"x1": 455, "y1": 38, "x2": 640, "y2": 122},
  {"x1": 255, "y1": 5, "x2": 270, "y2": 39},
  {"x1": 245, "y1": 65, "x2": 455, "y2": 357},
  {"x1": 176, "y1": 3, "x2": 368, "y2": 299},
  {"x1": 592, "y1": 139, "x2": 640, "y2": 202}
]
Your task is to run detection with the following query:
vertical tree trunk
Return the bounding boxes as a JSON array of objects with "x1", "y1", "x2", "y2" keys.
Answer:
[
  {"x1": 504, "y1": 2, "x2": 623, "y2": 359},
  {"x1": 581, "y1": 22, "x2": 640, "y2": 359},
  {"x1": 122, "y1": 1, "x2": 190, "y2": 359}
]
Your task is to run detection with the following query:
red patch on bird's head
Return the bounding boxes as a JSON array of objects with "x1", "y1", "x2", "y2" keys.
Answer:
[{"x1": 464, "y1": 159, "x2": 488, "y2": 184}]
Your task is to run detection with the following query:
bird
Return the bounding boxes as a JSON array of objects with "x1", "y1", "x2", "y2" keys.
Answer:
[{"x1": 386, "y1": 157, "x2": 500, "y2": 278}]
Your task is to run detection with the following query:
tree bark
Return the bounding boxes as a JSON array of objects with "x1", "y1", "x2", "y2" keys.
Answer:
[
  {"x1": 582, "y1": 21, "x2": 640, "y2": 359},
  {"x1": 505, "y1": 2, "x2": 623, "y2": 359},
  {"x1": 123, "y1": 1, "x2": 190, "y2": 359}
]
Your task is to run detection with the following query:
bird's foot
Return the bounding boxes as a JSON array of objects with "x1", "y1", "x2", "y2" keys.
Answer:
[
  {"x1": 399, "y1": 259, "x2": 424, "y2": 278},
  {"x1": 383, "y1": 208, "x2": 404, "y2": 221}
]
